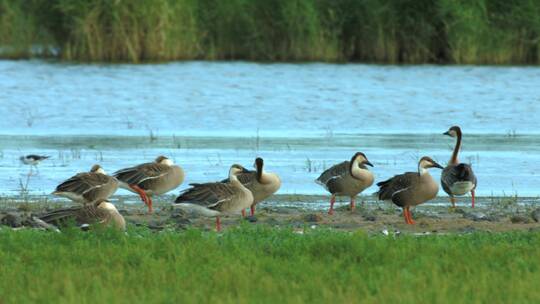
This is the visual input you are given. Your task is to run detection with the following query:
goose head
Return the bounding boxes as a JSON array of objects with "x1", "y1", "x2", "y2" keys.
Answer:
[
  {"x1": 443, "y1": 126, "x2": 462, "y2": 138},
  {"x1": 90, "y1": 164, "x2": 106, "y2": 175},
  {"x1": 229, "y1": 164, "x2": 249, "y2": 178},
  {"x1": 351, "y1": 152, "x2": 373, "y2": 168},
  {"x1": 418, "y1": 156, "x2": 444, "y2": 173},
  {"x1": 155, "y1": 155, "x2": 174, "y2": 166}
]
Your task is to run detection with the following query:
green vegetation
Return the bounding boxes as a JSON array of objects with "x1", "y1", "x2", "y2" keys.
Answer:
[
  {"x1": 1, "y1": 0, "x2": 539, "y2": 63},
  {"x1": 1, "y1": 225, "x2": 540, "y2": 303}
]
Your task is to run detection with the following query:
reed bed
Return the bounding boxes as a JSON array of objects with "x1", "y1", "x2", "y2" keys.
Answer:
[{"x1": 1, "y1": 0, "x2": 539, "y2": 63}]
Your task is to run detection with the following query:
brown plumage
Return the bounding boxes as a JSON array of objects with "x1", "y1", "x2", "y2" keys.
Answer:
[
  {"x1": 377, "y1": 156, "x2": 443, "y2": 224},
  {"x1": 39, "y1": 200, "x2": 125, "y2": 231},
  {"x1": 221, "y1": 157, "x2": 281, "y2": 217},
  {"x1": 52, "y1": 164, "x2": 118, "y2": 204},
  {"x1": 114, "y1": 156, "x2": 184, "y2": 213},
  {"x1": 316, "y1": 152, "x2": 374, "y2": 215},
  {"x1": 174, "y1": 164, "x2": 254, "y2": 232},
  {"x1": 441, "y1": 126, "x2": 477, "y2": 208}
]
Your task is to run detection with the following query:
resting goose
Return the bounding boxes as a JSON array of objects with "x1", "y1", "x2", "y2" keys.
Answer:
[
  {"x1": 40, "y1": 199, "x2": 126, "y2": 231},
  {"x1": 221, "y1": 157, "x2": 281, "y2": 217},
  {"x1": 316, "y1": 152, "x2": 374, "y2": 215},
  {"x1": 113, "y1": 156, "x2": 184, "y2": 213},
  {"x1": 174, "y1": 164, "x2": 254, "y2": 232},
  {"x1": 52, "y1": 164, "x2": 118, "y2": 204},
  {"x1": 376, "y1": 156, "x2": 443, "y2": 224},
  {"x1": 441, "y1": 126, "x2": 477, "y2": 208}
]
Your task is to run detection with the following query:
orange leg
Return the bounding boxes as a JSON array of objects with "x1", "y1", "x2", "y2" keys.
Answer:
[
  {"x1": 406, "y1": 207, "x2": 416, "y2": 225},
  {"x1": 471, "y1": 190, "x2": 475, "y2": 208},
  {"x1": 241, "y1": 209, "x2": 247, "y2": 218},
  {"x1": 147, "y1": 196, "x2": 153, "y2": 213},
  {"x1": 250, "y1": 205, "x2": 256, "y2": 216},
  {"x1": 350, "y1": 197, "x2": 356, "y2": 212},
  {"x1": 403, "y1": 208, "x2": 410, "y2": 224},
  {"x1": 216, "y1": 217, "x2": 221, "y2": 232},
  {"x1": 130, "y1": 184, "x2": 152, "y2": 213},
  {"x1": 328, "y1": 195, "x2": 336, "y2": 215}
]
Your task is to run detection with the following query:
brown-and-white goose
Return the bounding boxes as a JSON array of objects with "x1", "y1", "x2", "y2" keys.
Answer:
[
  {"x1": 376, "y1": 156, "x2": 443, "y2": 224},
  {"x1": 174, "y1": 164, "x2": 254, "y2": 232},
  {"x1": 441, "y1": 126, "x2": 477, "y2": 208},
  {"x1": 113, "y1": 156, "x2": 184, "y2": 213},
  {"x1": 52, "y1": 164, "x2": 118, "y2": 204},
  {"x1": 316, "y1": 152, "x2": 374, "y2": 215},
  {"x1": 39, "y1": 199, "x2": 126, "y2": 231},
  {"x1": 221, "y1": 157, "x2": 281, "y2": 217}
]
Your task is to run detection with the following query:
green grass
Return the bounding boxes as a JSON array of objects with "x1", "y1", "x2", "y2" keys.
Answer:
[
  {"x1": 1, "y1": 0, "x2": 539, "y2": 63},
  {"x1": 1, "y1": 225, "x2": 540, "y2": 303}
]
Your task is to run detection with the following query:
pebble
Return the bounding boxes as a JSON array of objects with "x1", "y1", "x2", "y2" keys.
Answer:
[
  {"x1": 531, "y1": 208, "x2": 540, "y2": 222},
  {"x1": 510, "y1": 215, "x2": 530, "y2": 224},
  {"x1": 303, "y1": 213, "x2": 323, "y2": 223}
]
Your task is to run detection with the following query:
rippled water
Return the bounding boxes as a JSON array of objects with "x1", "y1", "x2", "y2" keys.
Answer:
[{"x1": 0, "y1": 61, "x2": 539, "y2": 199}]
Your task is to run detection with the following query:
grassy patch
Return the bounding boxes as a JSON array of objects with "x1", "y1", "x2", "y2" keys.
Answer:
[{"x1": 1, "y1": 225, "x2": 539, "y2": 303}]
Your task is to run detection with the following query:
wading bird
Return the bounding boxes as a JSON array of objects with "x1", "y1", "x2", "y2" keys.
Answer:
[
  {"x1": 53, "y1": 164, "x2": 118, "y2": 204},
  {"x1": 441, "y1": 126, "x2": 477, "y2": 208},
  {"x1": 376, "y1": 156, "x2": 443, "y2": 224},
  {"x1": 20, "y1": 154, "x2": 49, "y2": 173},
  {"x1": 114, "y1": 156, "x2": 184, "y2": 213},
  {"x1": 316, "y1": 152, "x2": 374, "y2": 215},
  {"x1": 174, "y1": 164, "x2": 253, "y2": 232},
  {"x1": 221, "y1": 157, "x2": 281, "y2": 217}
]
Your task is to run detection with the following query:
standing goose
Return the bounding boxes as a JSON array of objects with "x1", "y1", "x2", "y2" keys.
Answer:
[
  {"x1": 174, "y1": 164, "x2": 253, "y2": 232},
  {"x1": 39, "y1": 199, "x2": 125, "y2": 231},
  {"x1": 316, "y1": 152, "x2": 374, "y2": 215},
  {"x1": 113, "y1": 156, "x2": 184, "y2": 213},
  {"x1": 441, "y1": 126, "x2": 477, "y2": 208},
  {"x1": 376, "y1": 156, "x2": 443, "y2": 224},
  {"x1": 221, "y1": 157, "x2": 281, "y2": 217},
  {"x1": 52, "y1": 164, "x2": 118, "y2": 204}
]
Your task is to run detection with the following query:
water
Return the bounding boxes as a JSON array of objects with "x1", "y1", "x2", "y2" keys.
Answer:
[{"x1": 0, "y1": 60, "x2": 539, "y2": 199}]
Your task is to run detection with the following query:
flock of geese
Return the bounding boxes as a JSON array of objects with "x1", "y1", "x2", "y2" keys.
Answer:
[{"x1": 35, "y1": 126, "x2": 476, "y2": 232}]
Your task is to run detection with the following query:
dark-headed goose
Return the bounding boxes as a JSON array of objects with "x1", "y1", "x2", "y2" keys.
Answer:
[
  {"x1": 441, "y1": 126, "x2": 477, "y2": 208},
  {"x1": 376, "y1": 156, "x2": 443, "y2": 224},
  {"x1": 221, "y1": 157, "x2": 281, "y2": 217},
  {"x1": 174, "y1": 164, "x2": 254, "y2": 232},
  {"x1": 113, "y1": 156, "x2": 184, "y2": 213},
  {"x1": 316, "y1": 152, "x2": 374, "y2": 215},
  {"x1": 52, "y1": 164, "x2": 118, "y2": 204}
]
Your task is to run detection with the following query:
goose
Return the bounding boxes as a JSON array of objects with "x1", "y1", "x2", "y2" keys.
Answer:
[
  {"x1": 316, "y1": 152, "x2": 374, "y2": 215},
  {"x1": 441, "y1": 126, "x2": 477, "y2": 208},
  {"x1": 221, "y1": 157, "x2": 281, "y2": 217},
  {"x1": 39, "y1": 200, "x2": 126, "y2": 231},
  {"x1": 113, "y1": 156, "x2": 184, "y2": 213},
  {"x1": 376, "y1": 156, "x2": 443, "y2": 224},
  {"x1": 52, "y1": 164, "x2": 118, "y2": 204},
  {"x1": 174, "y1": 164, "x2": 254, "y2": 232}
]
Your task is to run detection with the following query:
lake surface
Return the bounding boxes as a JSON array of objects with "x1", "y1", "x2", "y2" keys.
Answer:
[{"x1": 0, "y1": 60, "x2": 539, "y2": 199}]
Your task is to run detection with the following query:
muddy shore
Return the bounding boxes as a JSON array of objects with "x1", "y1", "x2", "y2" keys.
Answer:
[{"x1": 1, "y1": 195, "x2": 539, "y2": 234}]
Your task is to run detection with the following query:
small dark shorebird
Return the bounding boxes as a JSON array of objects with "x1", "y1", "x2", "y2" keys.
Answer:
[{"x1": 20, "y1": 154, "x2": 50, "y2": 172}]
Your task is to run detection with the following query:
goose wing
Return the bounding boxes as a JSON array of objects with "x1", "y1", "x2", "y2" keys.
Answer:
[
  {"x1": 315, "y1": 161, "x2": 349, "y2": 193},
  {"x1": 39, "y1": 204, "x2": 107, "y2": 227},
  {"x1": 55, "y1": 173, "x2": 112, "y2": 195},
  {"x1": 175, "y1": 182, "x2": 236, "y2": 210},
  {"x1": 376, "y1": 172, "x2": 420, "y2": 203},
  {"x1": 113, "y1": 162, "x2": 169, "y2": 186}
]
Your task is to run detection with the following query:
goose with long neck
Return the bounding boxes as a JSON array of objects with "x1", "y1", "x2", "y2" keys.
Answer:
[
  {"x1": 441, "y1": 126, "x2": 477, "y2": 208},
  {"x1": 174, "y1": 164, "x2": 254, "y2": 232},
  {"x1": 52, "y1": 164, "x2": 118, "y2": 204},
  {"x1": 113, "y1": 156, "x2": 184, "y2": 213},
  {"x1": 40, "y1": 199, "x2": 126, "y2": 231},
  {"x1": 316, "y1": 152, "x2": 374, "y2": 215},
  {"x1": 377, "y1": 156, "x2": 443, "y2": 224},
  {"x1": 222, "y1": 157, "x2": 281, "y2": 217}
]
